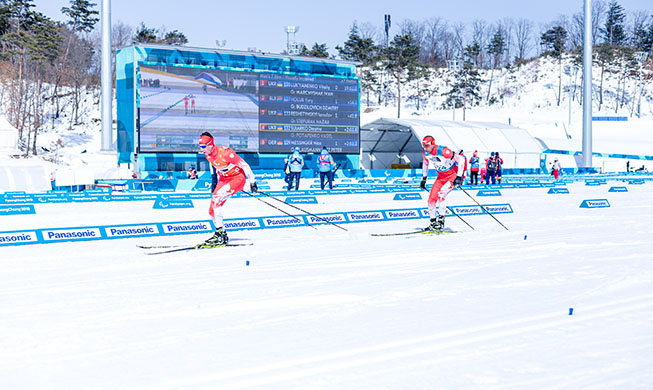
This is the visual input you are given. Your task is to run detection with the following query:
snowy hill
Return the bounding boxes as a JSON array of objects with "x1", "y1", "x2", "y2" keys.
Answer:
[{"x1": 1, "y1": 56, "x2": 651, "y2": 187}]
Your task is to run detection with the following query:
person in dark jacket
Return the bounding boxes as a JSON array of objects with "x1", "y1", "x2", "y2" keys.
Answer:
[
  {"x1": 317, "y1": 146, "x2": 336, "y2": 190},
  {"x1": 485, "y1": 152, "x2": 497, "y2": 185},
  {"x1": 494, "y1": 152, "x2": 504, "y2": 184}
]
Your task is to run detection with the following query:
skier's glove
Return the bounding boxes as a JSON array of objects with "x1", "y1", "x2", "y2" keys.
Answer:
[
  {"x1": 250, "y1": 182, "x2": 259, "y2": 193},
  {"x1": 453, "y1": 176, "x2": 463, "y2": 188},
  {"x1": 420, "y1": 177, "x2": 427, "y2": 191}
]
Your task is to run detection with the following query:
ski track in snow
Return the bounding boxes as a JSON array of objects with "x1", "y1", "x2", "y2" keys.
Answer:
[{"x1": 1, "y1": 182, "x2": 653, "y2": 389}]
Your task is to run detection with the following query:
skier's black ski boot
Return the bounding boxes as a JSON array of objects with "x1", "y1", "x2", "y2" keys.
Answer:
[
  {"x1": 199, "y1": 227, "x2": 229, "y2": 248},
  {"x1": 423, "y1": 216, "x2": 445, "y2": 232}
]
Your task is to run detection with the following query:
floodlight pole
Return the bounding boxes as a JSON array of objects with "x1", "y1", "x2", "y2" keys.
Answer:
[
  {"x1": 100, "y1": 0, "x2": 112, "y2": 152},
  {"x1": 582, "y1": 0, "x2": 592, "y2": 168}
]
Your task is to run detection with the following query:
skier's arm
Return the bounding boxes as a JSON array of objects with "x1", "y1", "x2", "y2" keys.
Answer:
[{"x1": 210, "y1": 166, "x2": 217, "y2": 192}]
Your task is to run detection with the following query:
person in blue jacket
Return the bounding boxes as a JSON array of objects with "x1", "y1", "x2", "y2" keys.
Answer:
[
  {"x1": 284, "y1": 146, "x2": 304, "y2": 190},
  {"x1": 317, "y1": 146, "x2": 337, "y2": 190}
]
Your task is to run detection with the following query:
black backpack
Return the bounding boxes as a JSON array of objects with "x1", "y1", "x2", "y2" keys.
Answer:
[{"x1": 487, "y1": 158, "x2": 497, "y2": 171}]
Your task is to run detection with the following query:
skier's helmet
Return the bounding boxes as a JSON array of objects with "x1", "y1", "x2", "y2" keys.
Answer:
[{"x1": 422, "y1": 136, "x2": 435, "y2": 148}]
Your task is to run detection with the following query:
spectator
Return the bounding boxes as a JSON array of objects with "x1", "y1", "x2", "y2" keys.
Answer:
[
  {"x1": 551, "y1": 159, "x2": 562, "y2": 179},
  {"x1": 626, "y1": 161, "x2": 630, "y2": 173},
  {"x1": 459, "y1": 150, "x2": 468, "y2": 184},
  {"x1": 486, "y1": 152, "x2": 497, "y2": 185},
  {"x1": 469, "y1": 150, "x2": 480, "y2": 185},
  {"x1": 317, "y1": 146, "x2": 337, "y2": 190},
  {"x1": 283, "y1": 158, "x2": 291, "y2": 185},
  {"x1": 187, "y1": 166, "x2": 198, "y2": 179},
  {"x1": 284, "y1": 146, "x2": 304, "y2": 190},
  {"x1": 495, "y1": 152, "x2": 504, "y2": 184}
]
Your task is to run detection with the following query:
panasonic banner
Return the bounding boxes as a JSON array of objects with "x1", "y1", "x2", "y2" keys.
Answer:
[{"x1": 0, "y1": 204, "x2": 513, "y2": 246}]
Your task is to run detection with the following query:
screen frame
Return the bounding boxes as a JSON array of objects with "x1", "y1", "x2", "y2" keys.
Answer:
[{"x1": 135, "y1": 61, "x2": 360, "y2": 155}]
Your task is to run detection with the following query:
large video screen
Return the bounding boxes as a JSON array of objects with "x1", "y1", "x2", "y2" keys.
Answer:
[{"x1": 137, "y1": 64, "x2": 359, "y2": 154}]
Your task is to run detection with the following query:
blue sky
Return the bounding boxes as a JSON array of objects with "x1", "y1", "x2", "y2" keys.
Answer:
[{"x1": 36, "y1": 0, "x2": 652, "y2": 54}]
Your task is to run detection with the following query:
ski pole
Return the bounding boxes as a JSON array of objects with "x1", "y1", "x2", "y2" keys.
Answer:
[
  {"x1": 422, "y1": 186, "x2": 475, "y2": 230},
  {"x1": 446, "y1": 206, "x2": 475, "y2": 230},
  {"x1": 459, "y1": 188, "x2": 510, "y2": 231},
  {"x1": 242, "y1": 191, "x2": 317, "y2": 230},
  {"x1": 258, "y1": 190, "x2": 349, "y2": 232}
]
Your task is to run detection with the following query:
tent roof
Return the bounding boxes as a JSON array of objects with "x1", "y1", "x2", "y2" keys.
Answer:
[{"x1": 360, "y1": 118, "x2": 543, "y2": 155}]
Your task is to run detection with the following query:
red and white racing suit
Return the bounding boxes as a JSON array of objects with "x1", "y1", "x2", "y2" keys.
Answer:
[
  {"x1": 204, "y1": 146, "x2": 255, "y2": 227},
  {"x1": 423, "y1": 145, "x2": 465, "y2": 219}
]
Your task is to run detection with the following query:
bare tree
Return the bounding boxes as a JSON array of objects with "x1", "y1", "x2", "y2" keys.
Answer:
[
  {"x1": 357, "y1": 22, "x2": 381, "y2": 42},
  {"x1": 422, "y1": 17, "x2": 451, "y2": 66},
  {"x1": 592, "y1": 0, "x2": 607, "y2": 46},
  {"x1": 629, "y1": 10, "x2": 649, "y2": 49},
  {"x1": 472, "y1": 20, "x2": 490, "y2": 67},
  {"x1": 499, "y1": 18, "x2": 515, "y2": 66},
  {"x1": 399, "y1": 19, "x2": 427, "y2": 62},
  {"x1": 514, "y1": 18, "x2": 534, "y2": 62},
  {"x1": 452, "y1": 23, "x2": 466, "y2": 60}
]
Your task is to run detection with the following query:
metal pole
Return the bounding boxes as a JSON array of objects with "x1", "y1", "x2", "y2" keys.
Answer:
[
  {"x1": 568, "y1": 67, "x2": 572, "y2": 126},
  {"x1": 100, "y1": 0, "x2": 112, "y2": 152},
  {"x1": 582, "y1": 0, "x2": 592, "y2": 168}
]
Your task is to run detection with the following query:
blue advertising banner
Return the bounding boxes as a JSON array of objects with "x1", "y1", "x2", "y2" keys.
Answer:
[
  {"x1": 0, "y1": 205, "x2": 35, "y2": 215},
  {"x1": 153, "y1": 198, "x2": 194, "y2": 209},
  {"x1": 0, "y1": 203, "x2": 514, "y2": 246},
  {"x1": 477, "y1": 190, "x2": 502, "y2": 196},
  {"x1": 393, "y1": 193, "x2": 423, "y2": 201},
  {"x1": 580, "y1": 199, "x2": 610, "y2": 208},
  {"x1": 608, "y1": 186, "x2": 628, "y2": 192},
  {"x1": 285, "y1": 196, "x2": 318, "y2": 204},
  {"x1": 548, "y1": 188, "x2": 570, "y2": 194}
]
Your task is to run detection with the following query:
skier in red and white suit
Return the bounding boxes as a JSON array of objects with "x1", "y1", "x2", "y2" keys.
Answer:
[
  {"x1": 199, "y1": 132, "x2": 257, "y2": 246},
  {"x1": 419, "y1": 135, "x2": 465, "y2": 231}
]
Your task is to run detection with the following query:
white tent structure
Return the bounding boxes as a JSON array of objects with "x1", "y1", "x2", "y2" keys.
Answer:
[
  {"x1": 360, "y1": 118, "x2": 544, "y2": 170},
  {"x1": 0, "y1": 115, "x2": 19, "y2": 153},
  {"x1": 0, "y1": 116, "x2": 53, "y2": 192}
]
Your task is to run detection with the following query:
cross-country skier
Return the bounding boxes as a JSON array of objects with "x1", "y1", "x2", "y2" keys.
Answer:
[
  {"x1": 199, "y1": 132, "x2": 258, "y2": 247},
  {"x1": 419, "y1": 135, "x2": 465, "y2": 231}
]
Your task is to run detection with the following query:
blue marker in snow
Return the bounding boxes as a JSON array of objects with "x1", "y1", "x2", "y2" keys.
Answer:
[{"x1": 569, "y1": 308, "x2": 573, "y2": 315}]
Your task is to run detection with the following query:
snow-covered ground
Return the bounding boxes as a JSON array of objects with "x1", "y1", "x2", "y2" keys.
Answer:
[{"x1": 1, "y1": 181, "x2": 653, "y2": 389}]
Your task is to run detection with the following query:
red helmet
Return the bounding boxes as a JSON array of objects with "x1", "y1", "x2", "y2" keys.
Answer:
[
  {"x1": 422, "y1": 136, "x2": 435, "y2": 148},
  {"x1": 199, "y1": 134, "x2": 215, "y2": 149}
]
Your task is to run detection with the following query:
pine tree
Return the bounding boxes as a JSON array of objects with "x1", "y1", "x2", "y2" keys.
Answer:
[
  {"x1": 54, "y1": 0, "x2": 98, "y2": 121},
  {"x1": 385, "y1": 33, "x2": 422, "y2": 118},
  {"x1": 133, "y1": 22, "x2": 158, "y2": 43},
  {"x1": 540, "y1": 25, "x2": 567, "y2": 106},
  {"x1": 540, "y1": 26, "x2": 567, "y2": 58},
  {"x1": 486, "y1": 27, "x2": 506, "y2": 101},
  {"x1": 640, "y1": 18, "x2": 653, "y2": 53},
  {"x1": 163, "y1": 30, "x2": 187, "y2": 46},
  {"x1": 61, "y1": 0, "x2": 99, "y2": 33},
  {"x1": 602, "y1": 1, "x2": 627, "y2": 47},
  {"x1": 300, "y1": 42, "x2": 329, "y2": 58},
  {"x1": 336, "y1": 23, "x2": 379, "y2": 65},
  {"x1": 443, "y1": 46, "x2": 482, "y2": 121}
]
